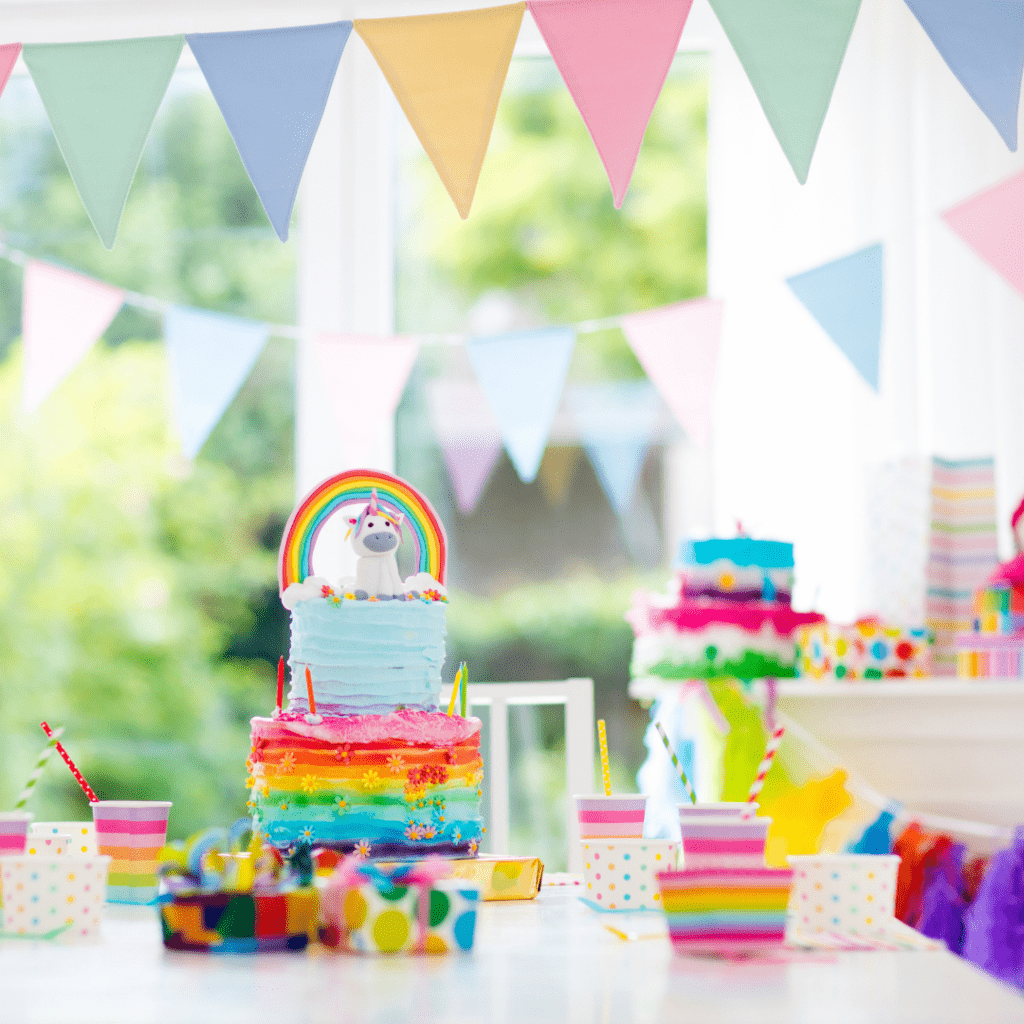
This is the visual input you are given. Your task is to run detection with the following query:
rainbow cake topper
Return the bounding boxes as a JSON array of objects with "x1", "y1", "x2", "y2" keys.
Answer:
[{"x1": 278, "y1": 469, "x2": 448, "y2": 596}]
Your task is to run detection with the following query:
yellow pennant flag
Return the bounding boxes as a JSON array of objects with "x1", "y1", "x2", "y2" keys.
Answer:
[
  {"x1": 355, "y1": 3, "x2": 525, "y2": 219},
  {"x1": 537, "y1": 446, "x2": 581, "y2": 508}
]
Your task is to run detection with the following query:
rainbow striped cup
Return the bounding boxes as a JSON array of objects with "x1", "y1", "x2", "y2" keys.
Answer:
[
  {"x1": 574, "y1": 795, "x2": 648, "y2": 839},
  {"x1": 678, "y1": 805, "x2": 769, "y2": 870},
  {"x1": 91, "y1": 801, "x2": 171, "y2": 904},
  {"x1": 0, "y1": 812, "x2": 32, "y2": 855}
]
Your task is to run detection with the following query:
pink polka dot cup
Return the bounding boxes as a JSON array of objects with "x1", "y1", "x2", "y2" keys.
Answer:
[
  {"x1": 787, "y1": 854, "x2": 901, "y2": 935},
  {"x1": 574, "y1": 795, "x2": 648, "y2": 839}
]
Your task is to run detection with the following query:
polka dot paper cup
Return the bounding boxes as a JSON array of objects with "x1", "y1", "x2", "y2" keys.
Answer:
[
  {"x1": 30, "y1": 822, "x2": 96, "y2": 855},
  {"x1": 575, "y1": 795, "x2": 648, "y2": 839},
  {"x1": 0, "y1": 854, "x2": 110, "y2": 941},
  {"x1": 580, "y1": 839, "x2": 679, "y2": 911},
  {"x1": 787, "y1": 854, "x2": 901, "y2": 935},
  {"x1": 25, "y1": 835, "x2": 73, "y2": 857}
]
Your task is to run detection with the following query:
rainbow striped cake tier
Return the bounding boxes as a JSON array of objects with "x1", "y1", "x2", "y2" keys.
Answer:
[
  {"x1": 249, "y1": 709, "x2": 484, "y2": 858},
  {"x1": 657, "y1": 867, "x2": 793, "y2": 954}
]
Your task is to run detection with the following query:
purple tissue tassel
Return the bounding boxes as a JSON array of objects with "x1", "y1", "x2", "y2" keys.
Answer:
[
  {"x1": 963, "y1": 826, "x2": 1024, "y2": 988},
  {"x1": 918, "y1": 842, "x2": 967, "y2": 954}
]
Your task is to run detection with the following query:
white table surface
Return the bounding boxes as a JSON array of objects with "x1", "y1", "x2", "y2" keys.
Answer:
[{"x1": 2, "y1": 886, "x2": 1024, "y2": 1024}]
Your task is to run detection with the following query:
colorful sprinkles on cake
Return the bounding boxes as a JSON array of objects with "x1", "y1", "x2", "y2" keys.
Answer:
[{"x1": 278, "y1": 469, "x2": 448, "y2": 594}]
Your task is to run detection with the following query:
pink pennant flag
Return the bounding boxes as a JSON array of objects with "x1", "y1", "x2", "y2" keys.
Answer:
[
  {"x1": 22, "y1": 260, "x2": 125, "y2": 412},
  {"x1": 528, "y1": 0, "x2": 694, "y2": 208},
  {"x1": 313, "y1": 333, "x2": 420, "y2": 464},
  {"x1": 0, "y1": 43, "x2": 21, "y2": 99},
  {"x1": 620, "y1": 297, "x2": 723, "y2": 448},
  {"x1": 426, "y1": 379, "x2": 503, "y2": 515},
  {"x1": 942, "y1": 170, "x2": 1024, "y2": 296}
]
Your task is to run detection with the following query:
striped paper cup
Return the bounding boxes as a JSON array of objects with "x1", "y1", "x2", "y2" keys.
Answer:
[
  {"x1": 574, "y1": 795, "x2": 648, "y2": 839},
  {"x1": 658, "y1": 866, "x2": 793, "y2": 954},
  {"x1": 91, "y1": 801, "x2": 171, "y2": 904},
  {"x1": 0, "y1": 812, "x2": 31, "y2": 855},
  {"x1": 678, "y1": 808, "x2": 770, "y2": 870}
]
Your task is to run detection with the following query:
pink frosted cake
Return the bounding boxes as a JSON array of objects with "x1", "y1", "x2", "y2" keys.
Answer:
[
  {"x1": 248, "y1": 469, "x2": 484, "y2": 857},
  {"x1": 628, "y1": 538, "x2": 824, "y2": 681}
]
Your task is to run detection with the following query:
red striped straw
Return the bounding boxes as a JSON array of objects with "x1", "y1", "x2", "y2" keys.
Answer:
[
  {"x1": 744, "y1": 724, "x2": 785, "y2": 815},
  {"x1": 40, "y1": 722, "x2": 99, "y2": 803}
]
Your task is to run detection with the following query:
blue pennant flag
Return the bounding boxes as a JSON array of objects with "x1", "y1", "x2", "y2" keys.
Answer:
[
  {"x1": 187, "y1": 21, "x2": 353, "y2": 241},
  {"x1": 164, "y1": 306, "x2": 270, "y2": 459},
  {"x1": 567, "y1": 381, "x2": 660, "y2": 515},
  {"x1": 904, "y1": 0, "x2": 1024, "y2": 150},
  {"x1": 786, "y1": 243, "x2": 883, "y2": 390},
  {"x1": 466, "y1": 326, "x2": 576, "y2": 483}
]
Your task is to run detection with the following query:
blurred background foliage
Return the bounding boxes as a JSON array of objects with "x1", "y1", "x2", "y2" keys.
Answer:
[{"x1": 0, "y1": 55, "x2": 707, "y2": 864}]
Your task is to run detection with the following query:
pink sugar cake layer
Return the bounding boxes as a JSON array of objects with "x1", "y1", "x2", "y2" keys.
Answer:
[
  {"x1": 628, "y1": 597, "x2": 824, "y2": 681},
  {"x1": 249, "y1": 709, "x2": 484, "y2": 858}
]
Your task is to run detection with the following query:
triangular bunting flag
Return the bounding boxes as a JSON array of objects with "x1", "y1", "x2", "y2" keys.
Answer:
[
  {"x1": 466, "y1": 325, "x2": 576, "y2": 483},
  {"x1": 355, "y1": 3, "x2": 525, "y2": 218},
  {"x1": 537, "y1": 446, "x2": 580, "y2": 508},
  {"x1": 528, "y1": 0, "x2": 693, "y2": 207},
  {"x1": 187, "y1": 22, "x2": 352, "y2": 242},
  {"x1": 426, "y1": 379, "x2": 503, "y2": 515},
  {"x1": 706, "y1": 0, "x2": 862, "y2": 182},
  {"x1": 314, "y1": 334, "x2": 420, "y2": 465},
  {"x1": 620, "y1": 298, "x2": 723, "y2": 449},
  {"x1": 786, "y1": 243, "x2": 883, "y2": 390},
  {"x1": 21, "y1": 261, "x2": 125, "y2": 413},
  {"x1": 567, "y1": 381, "x2": 660, "y2": 514},
  {"x1": 904, "y1": 0, "x2": 1024, "y2": 151},
  {"x1": 0, "y1": 44, "x2": 21, "y2": 101},
  {"x1": 941, "y1": 170, "x2": 1024, "y2": 296},
  {"x1": 164, "y1": 306, "x2": 270, "y2": 459},
  {"x1": 23, "y1": 36, "x2": 185, "y2": 249}
]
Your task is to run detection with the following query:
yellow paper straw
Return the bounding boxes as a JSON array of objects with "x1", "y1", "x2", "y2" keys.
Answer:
[
  {"x1": 597, "y1": 719, "x2": 612, "y2": 796},
  {"x1": 459, "y1": 662, "x2": 468, "y2": 718},
  {"x1": 654, "y1": 721, "x2": 697, "y2": 805}
]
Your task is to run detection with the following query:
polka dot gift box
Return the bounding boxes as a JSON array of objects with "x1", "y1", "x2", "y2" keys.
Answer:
[
  {"x1": 0, "y1": 854, "x2": 110, "y2": 941},
  {"x1": 580, "y1": 839, "x2": 680, "y2": 911},
  {"x1": 787, "y1": 854, "x2": 901, "y2": 935},
  {"x1": 319, "y1": 861, "x2": 479, "y2": 954},
  {"x1": 797, "y1": 619, "x2": 932, "y2": 680}
]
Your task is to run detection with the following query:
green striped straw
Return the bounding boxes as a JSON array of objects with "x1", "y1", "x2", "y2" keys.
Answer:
[
  {"x1": 654, "y1": 721, "x2": 696, "y2": 805},
  {"x1": 14, "y1": 726, "x2": 64, "y2": 809}
]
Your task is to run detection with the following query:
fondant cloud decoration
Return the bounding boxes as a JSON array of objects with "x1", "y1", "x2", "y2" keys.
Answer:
[
  {"x1": 347, "y1": 488, "x2": 406, "y2": 598},
  {"x1": 281, "y1": 575, "x2": 332, "y2": 611}
]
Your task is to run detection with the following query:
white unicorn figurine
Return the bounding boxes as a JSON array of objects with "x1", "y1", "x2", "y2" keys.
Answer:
[{"x1": 346, "y1": 490, "x2": 405, "y2": 598}]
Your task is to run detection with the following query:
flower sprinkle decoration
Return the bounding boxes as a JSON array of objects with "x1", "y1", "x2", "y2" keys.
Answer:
[
  {"x1": 469, "y1": 839, "x2": 479, "y2": 855},
  {"x1": 355, "y1": 839, "x2": 371, "y2": 858},
  {"x1": 362, "y1": 769, "x2": 381, "y2": 790},
  {"x1": 301, "y1": 774, "x2": 318, "y2": 794},
  {"x1": 386, "y1": 753, "x2": 405, "y2": 775},
  {"x1": 334, "y1": 745, "x2": 350, "y2": 763},
  {"x1": 301, "y1": 826, "x2": 314, "y2": 841},
  {"x1": 335, "y1": 796, "x2": 348, "y2": 813},
  {"x1": 453, "y1": 828, "x2": 462, "y2": 842},
  {"x1": 279, "y1": 751, "x2": 296, "y2": 774}
]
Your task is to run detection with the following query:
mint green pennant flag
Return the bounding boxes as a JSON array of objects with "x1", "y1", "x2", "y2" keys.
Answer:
[
  {"x1": 708, "y1": 0, "x2": 861, "y2": 183},
  {"x1": 23, "y1": 36, "x2": 184, "y2": 249}
]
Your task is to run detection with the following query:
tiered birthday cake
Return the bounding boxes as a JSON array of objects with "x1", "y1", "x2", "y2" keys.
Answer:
[
  {"x1": 248, "y1": 470, "x2": 484, "y2": 857},
  {"x1": 957, "y1": 497, "x2": 1024, "y2": 678},
  {"x1": 627, "y1": 538, "x2": 824, "y2": 680}
]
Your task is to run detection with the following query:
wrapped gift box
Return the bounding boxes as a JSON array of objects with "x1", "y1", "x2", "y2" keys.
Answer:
[
  {"x1": 797, "y1": 619, "x2": 932, "y2": 679},
  {"x1": 447, "y1": 856, "x2": 543, "y2": 901},
  {"x1": 160, "y1": 889, "x2": 319, "y2": 953},
  {"x1": 973, "y1": 583, "x2": 1024, "y2": 635},
  {"x1": 956, "y1": 633, "x2": 1024, "y2": 677},
  {"x1": 318, "y1": 860, "x2": 479, "y2": 954}
]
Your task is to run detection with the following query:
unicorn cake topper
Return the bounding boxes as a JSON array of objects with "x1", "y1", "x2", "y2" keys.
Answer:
[{"x1": 346, "y1": 489, "x2": 406, "y2": 598}]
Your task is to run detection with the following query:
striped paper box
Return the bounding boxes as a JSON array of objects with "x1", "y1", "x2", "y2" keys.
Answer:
[
  {"x1": 657, "y1": 867, "x2": 793, "y2": 954},
  {"x1": 956, "y1": 633, "x2": 1024, "y2": 678},
  {"x1": 927, "y1": 457, "x2": 999, "y2": 675},
  {"x1": 91, "y1": 801, "x2": 171, "y2": 904}
]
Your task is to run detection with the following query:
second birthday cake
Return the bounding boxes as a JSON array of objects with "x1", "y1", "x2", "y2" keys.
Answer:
[{"x1": 249, "y1": 470, "x2": 484, "y2": 857}]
